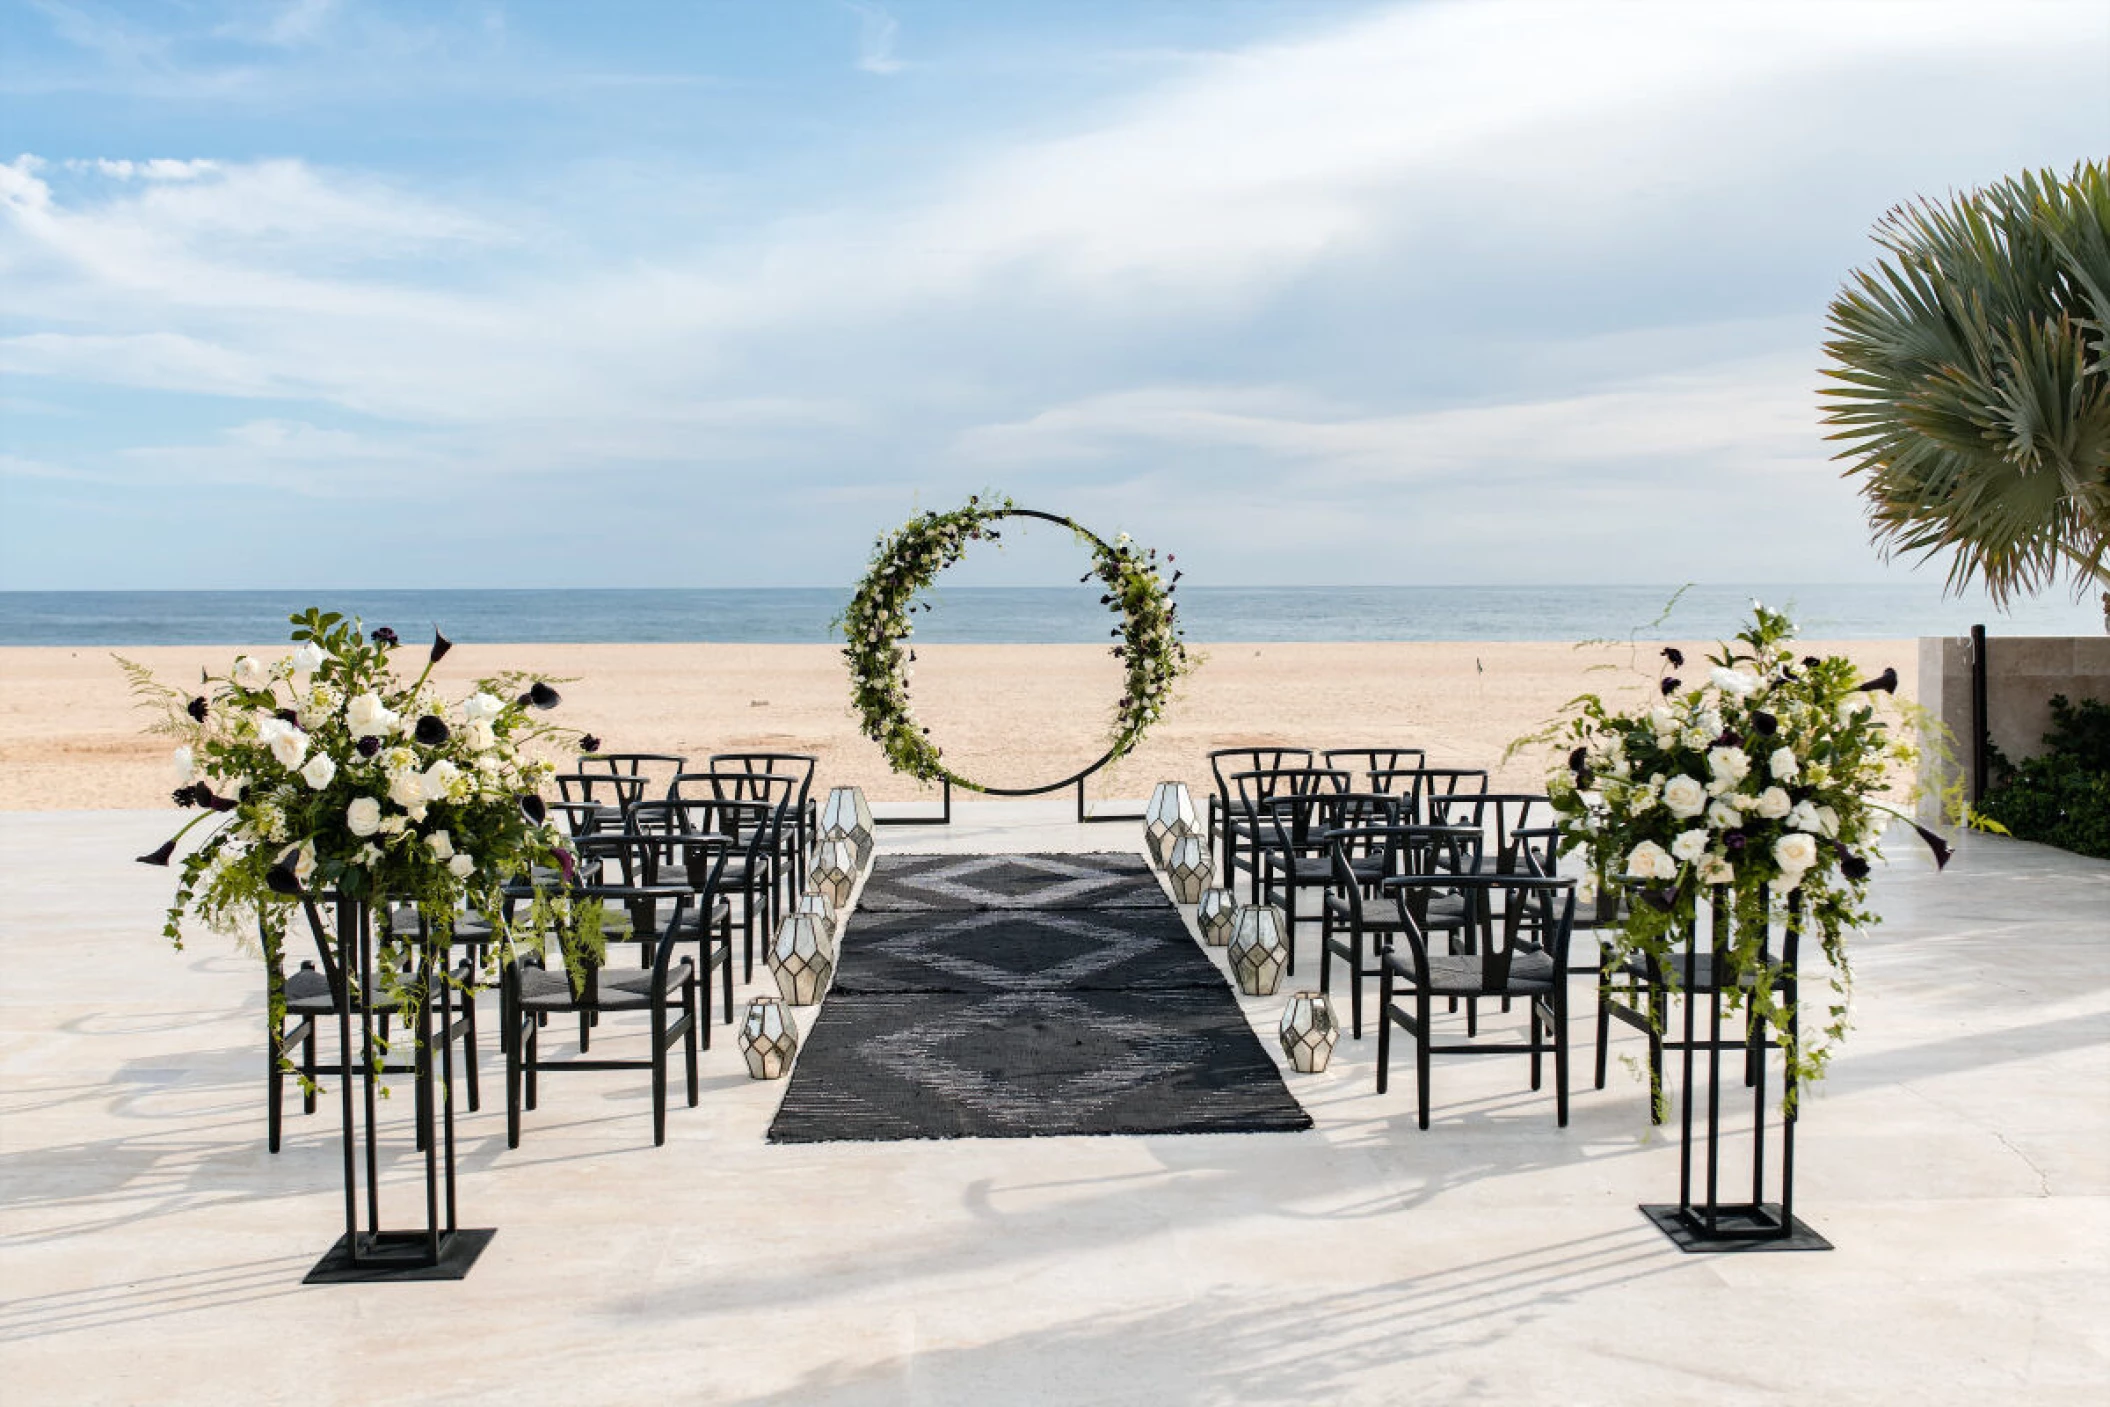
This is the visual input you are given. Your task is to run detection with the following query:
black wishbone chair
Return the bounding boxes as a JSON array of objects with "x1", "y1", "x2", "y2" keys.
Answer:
[
  {"x1": 626, "y1": 799, "x2": 739, "y2": 1029},
  {"x1": 577, "y1": 751, "x2": 689, "y2": 793},
  {"x1": 1225, "y1": 762, "x2": 1340, "y2": 903},
  {"x1": 1371, "y1": 766, "x2": 1489, "y2": 825},
  {"x1": 707, "y1": 753, "x2": 819, "y2": 890},
  {"x1": 665, "y1": 776, "x2": 794, "y2": 981},
  {"x1": 1430, "y1": 792, "x2": 1550, "y2": 875},
  {"x1": 264, "y1": 905, "x2": 479, "y2": 1154},
  {"x1": 501, "y1": 832, "x2": 727, "y2": 1148},
  {"x1": 1321, "y1": 748, "x2": 1428, "y2": 796},
  {"x1": 1248, "y1": 780, "x2": 1365, "y2": 975},
  {"x1": 1320, "y1": 822, "x2": 1480, "y2": 1040},
  {"x1": 555, "y1": 771, "x2": 652, "y2": 834},
  {"x1": 1206, "y1": 747, "x2": 1315, "y2": 901},
  {"x1": 1376, "y1": 873, "x2": 1578, "y2": 1129}
]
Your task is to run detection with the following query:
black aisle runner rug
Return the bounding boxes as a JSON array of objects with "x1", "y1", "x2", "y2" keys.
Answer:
[{"x1": 767, "y1": 853, "x2": 1312, "y2": 1143}]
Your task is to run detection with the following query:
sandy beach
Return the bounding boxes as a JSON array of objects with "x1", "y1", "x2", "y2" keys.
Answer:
[{"x1": 0, "y1": 638, "x2": 1917, "y2": 811}]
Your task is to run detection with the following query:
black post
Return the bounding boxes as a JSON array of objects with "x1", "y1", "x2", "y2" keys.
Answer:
[{"x1": 1969, "y1": 623, "x2": 1989, "y2": 805}]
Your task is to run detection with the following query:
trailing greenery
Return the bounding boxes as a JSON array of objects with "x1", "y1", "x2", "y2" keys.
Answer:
[
  {"x1": 1820, "y1": 160, "x2": 2110, "y2": 626},
  {"x1": 1535, "y1": 606, "x2": 1925, "y2": 1107},
  {"x1": 1977, "y1": 694, "x2": 2110, "y2": 859},
  {"x1": 839, "y1": 495, "x2": 1192, "y2": 792}
]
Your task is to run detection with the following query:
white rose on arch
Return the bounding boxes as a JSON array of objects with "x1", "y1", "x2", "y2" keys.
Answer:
[
  {"x1": 1770, "y1": 746, "x2": 1801, "y2": 781},
  {"x1": 269, "y1": 728, "x2": 308, "y2": 772},
  {"x1": 1786, "y1": 800, "x2": 1823, "y2": 833},
  {"x1": 1708, "y1": 747, "x2": 1751, "y2": 787},
  {"x1": 388, "y1": 769, "x2": 425, "y2": 808},
  {"x1": 1755, "y1": 786, "x2": 1793, "y2": 820},
  {"x1": 346, "y1": 692, "x2": 399, "y2": 739},
  {"x1": 461, "y1": 692, "x2": 504, "y2": 723},
  {"x1": 427, "y1": 830, "x2": 455, "y2": 861},
  {"x1": 447, "y1": 852, "x2": 475, "y2": 879},
  {"x1": 1662, "y1": 775, "x2": 1708, "y2": 819},
  {"x1": 300, "y1": 752, "x2": 337, "y2": 791},
  {"x1": 346, "y1": 796, "x2": 382, "y2": 837},
  {"x1": 1625, "y1": 840, "x2": 1677, "y2": 880},
  {"x1": 1706, "y1": 799, "x2": 1742, "y2": 830},
  {"x1": 1774, "y1": 832, "x2": 1820, "y2": 873},
  {"x1": 1670, "y1": 828, "x2": 1710, "y2": 863}
]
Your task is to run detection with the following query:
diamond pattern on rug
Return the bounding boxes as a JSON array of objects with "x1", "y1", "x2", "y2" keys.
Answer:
[
  {"x1": 767, "y1": 850, "x2": 1311, "y2": 1143},
  {"x1": 852, "y1": 851, "x2": 1165, "y2": 911}
]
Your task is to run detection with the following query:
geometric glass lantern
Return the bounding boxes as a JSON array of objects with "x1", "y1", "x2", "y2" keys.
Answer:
[
  {"x1": 1144, "y1": 780, "x2": 1200, "y2": 867},
  {"x1": 1277, "y1": 990, "x2": 1340, "y2": 1073},
  {"x1": 819, "y1": 786, "x2": 876, "y2": 869},
  {"x1": 1165, "y1": 834, "x2": 1211, "y2": 904},
  {"x1": 1197, "y1": 887, "x2": 1237, "y2": 947},
  {"x1": 795, "y1": 891, "x2": 837, "y2": 941},
  {"x1": 810, "y1": 837, "x2": 858, "y2": 907},
  {"x1": 767, "y1": 912, "x2": 836, "y2": 1006},
  {"x1": 738, "y1": 996, "x2": 800, "y2": 1080},
  {"x1": 1228, "y1": 903, "x2": 1289, "y2": 996}
]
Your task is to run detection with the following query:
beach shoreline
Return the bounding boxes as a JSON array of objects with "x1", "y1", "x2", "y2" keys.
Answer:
[{"x1": 0, "y1": 638, "x2": 1919, "y2": 811}]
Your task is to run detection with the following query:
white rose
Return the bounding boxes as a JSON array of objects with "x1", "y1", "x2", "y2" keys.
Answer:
[
  {"x1": 1698, "y1": 854, "x2": 1735, "y2": 886},
  {"x1": 1711, "y1": 667, "x2": 1758, "y2": 697},
  {"x1": 346, "y1": 796, "x2": 382, "y2": 836},
  {"x1": 346, "y1": 692, "x2": 400, "y2": 739},
  {"x1": 1706, "y1": 799, "x2": 1742, "y2": 830},
  {"x1": 464, "y1": 720, "x2": 497, "y2": 753},
  {"x1": 256, "y1": 715, "x2": 293, "y2": 744},
  {"x1": 1774, "y1": 832, "x2": 1820, "y2": 873},
  {"x1": 233, "y1": 655, "x2": 269, "y2": 689},
  {"x1": 1786, "y1": 800, "x2": 1822, "y2": 833},
  {"x1": 1683, "y1": 727, "x2": 1715, "y2": 751},
  {"x1": 1755, "y1": 786, "x2": 1792, "y2": 820},
  {"x1": 1670, "y1": 828, "x2": 1709, "y2": 863},
  {"x1": 1815, "y1": 805, "x2": 1841, "y2": 838},
  {"x1": 1648, "y1": 706, "x2": 1678, "y2": 735},
  {"x1": 1770, "y1": 746, "x2": 1800, "y2": 781},
  {"x1": 448, "y1": 853, "x2": 475, "y2": 879},
  {"x1": 300, "y1": 752, "x2": 337, "y2": 790},
  {"x1": 269, "y1": 729, "x2": 308, "y2": 771},
  {"x1": 1662, "y1": 775, "x2": 1707, "y2": 819},
  {"x1": 461, "y1": 692, "x2": 504, "y2": 722},
  {"x1": 1708, "y1": 747, "x2": 1751, "y2": 786},
  {"x1": 388, "y1": 770, "x2": 425, "y2": 808},
  {"x1": 1625, "y1": 840, "x2": 1676, "y2": 880},
  {"x1": 422, "y1": 759, "x2": 460, "y2": 801},
  {"x1": 173, "y1": 744, "x2": 195, "y2": 784},
  {"x1": 291, "y1": 641, "x2": 326, "y2": 673},
  {"x1": 378, "y1": 814, "x2": 408, "y2": 836},
  {"x1": 427, "y1": 830, "x2": 455, "y2": 860}
]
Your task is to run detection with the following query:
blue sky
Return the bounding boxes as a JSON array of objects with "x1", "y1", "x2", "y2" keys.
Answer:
[{"x1": 2, "y1": 0, "x2": 2106, "y2": 600}]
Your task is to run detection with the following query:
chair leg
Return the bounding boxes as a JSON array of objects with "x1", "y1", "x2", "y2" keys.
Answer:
[
  {"x1": 302, "y1": 1023, "x2": 318, "y2": 1114},
  {"x1": 505, "y1": 1002, "x2": 524, "y2": 1150},
  {"x1": 1530, "y1": 991, "x2": 1544, "y2": 1091},
  {"x1": 1283, "y1": 887, "x2": 1297, "y2": 976},
  {"x1": 1553, "y1": 990, "x2": 1571, "y2": 1128},
  {"x1": 651, "y1": 1004, "x2": 668, "y2": 1147},
  {"x1": 267, "y1": 1022, "x2": 284, "y2": 1154},
  {"x1": 685, "y1": 978, "x2": 700, "y2": 1107},
  {"x1": 1375, "y1": 965, "x2": 1394, "y2": 1095},
  {"x1": 1594, "y1": 964, "x2": 1613, "y2": 1089},
  {"x1": 462, "y1": 987, "x2": 480, "y2": 1113},
  {"x1": 1416, "y1": 993, "x2": 1433, "y2": 1131}
]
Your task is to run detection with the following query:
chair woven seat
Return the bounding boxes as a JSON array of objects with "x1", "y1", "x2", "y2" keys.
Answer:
[
  {"x1": 284, "y1": 964, "x2": 336, "y2": 1015},
  {"x1": 1419, "y1": 949, "x2": 1556, "y2": 996},
  {"x1": 515, "y1": 960, "x2": 695, "y2": 1012}
]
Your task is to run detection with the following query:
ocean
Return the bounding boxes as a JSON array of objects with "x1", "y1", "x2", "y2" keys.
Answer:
[{"x1": 0, "y1": 585, "x2": 2098, "y2": 648}]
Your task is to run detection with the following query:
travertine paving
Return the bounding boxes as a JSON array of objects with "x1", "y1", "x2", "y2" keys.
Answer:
[{"x1": 2, "y1": 805, "x2": 2105, "y2": 1405}]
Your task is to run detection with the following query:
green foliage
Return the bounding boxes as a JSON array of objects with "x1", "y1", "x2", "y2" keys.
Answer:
[
  {"x1": 1820, "y1": 160, "x2": 2110, "y2": 616},
  {"x1": 1977, "y1": 694, "x2": 2110, "y2": 859},
  {"x1": 838, "y1": 495, "x2": 1193, "y2": 792}
]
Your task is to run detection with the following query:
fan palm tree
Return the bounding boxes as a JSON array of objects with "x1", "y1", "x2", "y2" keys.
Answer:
[{"x1": 1821, "y1": 161, "x2": 2110, "y2": 629}]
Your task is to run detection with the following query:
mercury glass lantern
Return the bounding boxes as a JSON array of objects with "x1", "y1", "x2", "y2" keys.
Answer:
[
  {"x1": 1197, "y1": 887, "x2": 1237, "y2": 947},
  {"x1": 768, "y1": 912, "x2": 836, "y2": 1006},
  {"x1": 1228, "y1": 904, "x2": 1289, "y2": 996},
  {"x1": 1143, "y1": 781, "x2": 1200, "y2": 867},
  {"x1": 738, "y1": 996, "x2": 800, "y2": 1080},
  {"x1": 810, "y1": 837, "x2": 859, "y2": 907},
  {"x1": 1165, "y1": 835, "x2": 1212, "y2": 904},
  {"x1": 820, "y1": 786, "x2": 876, "y2": 869},
  {"x1": 796, "y1": 891, "x2": 837, "y2": 942},
  {"x1": 1278, "y1": 990, "x2": 1341, "y2": 1073}
]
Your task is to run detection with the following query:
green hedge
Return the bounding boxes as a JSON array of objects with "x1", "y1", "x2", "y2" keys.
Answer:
[{"x1": 1977, "y1": 695, "x2": 2110, "y2": 861}]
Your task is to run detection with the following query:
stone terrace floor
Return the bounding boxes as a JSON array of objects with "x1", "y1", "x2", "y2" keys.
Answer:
[{"x1": 2, "y1": 805, "x2": 2105, "y2": 1405}]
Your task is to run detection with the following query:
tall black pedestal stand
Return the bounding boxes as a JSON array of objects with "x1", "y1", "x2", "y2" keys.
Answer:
[
  {"x1": 304, "y1": 895, "x2": 494, "y2": 1283},
  {"x1": 1642, "y1": 889, "x2": 1831, "y2": 1253}
]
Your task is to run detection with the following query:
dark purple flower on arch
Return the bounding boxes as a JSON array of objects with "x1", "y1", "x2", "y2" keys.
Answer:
[
  {"x1": 187, "y1": 696, "x2": 208, "y2": 723},
  {"x1": 1802, "y1": 655, "x2": 1822, "y2": 669},
  {"x1": 275, "y1": 708, "x2": 300, "y2": 727},
  {"x1": 1567, "y1": 746, "x2": 1588, "y2": 774},
  {"x1": 1661, "y1": 647, "x2": 1685, "y2": 669},
  {"x1": 137, "y1": 838, "x2": 177, "y2": 867},
  {"x1": 414, "y1": 715, "x2": 451, "y2": 746},
  {"x1": 172, "y1": 786, "x2": 199, "y2": 809},
  {"x1": 356, "y1": 735, "x2": 381, "y2": 758},
  {"x1": 1840, "y1": 852, "x2": 1871, "y2": 881},
  {"x1": 579, "y1": 734, "x2": 602, "y2": 754},
  {"x1": 1659, "y1": 676, "x2": 1681, "y2": 696},
  {"x1": 1639, "y1": 886, "x2": 1677, "y2": 913},
  {"x1": 1723, "y1": 829, "x2": 1748, "y2": 853},
  {"x1": 371, "y1": 626, "x2": 400, "y2": 646}
]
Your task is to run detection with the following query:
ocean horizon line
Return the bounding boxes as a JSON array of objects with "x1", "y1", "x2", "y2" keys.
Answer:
[{"x1": 2, "y1": 584, "x2": 2099, "y2": 648}]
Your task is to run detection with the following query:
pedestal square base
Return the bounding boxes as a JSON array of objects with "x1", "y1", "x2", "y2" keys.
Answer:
[
  {"x1": 1641, "y1": 1203, "x2": 1831, "y2": 1253},
  {"x1": 304, "y1": 1228, "x2": 496, "y2": 1283}
]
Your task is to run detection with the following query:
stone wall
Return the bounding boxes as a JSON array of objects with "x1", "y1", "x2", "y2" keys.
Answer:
[{"x1": 1917, "y1": 634, "x2": 2110, "y2": 819}]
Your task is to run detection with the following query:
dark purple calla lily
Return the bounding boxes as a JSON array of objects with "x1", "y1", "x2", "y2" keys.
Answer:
[
  {"x1": 1750, "y1": 710, "x2": 1778, "y2": 736},
  {"x1": 1566, "y1": 746, "x2": 1588, "y2": 774},
  {"x1": 414, "y1": 715, "x2": 451, "y2": 746},
  {"x1": 137, "y1": 838, "x2": 177, "y2": 867},
  {"x1": 1856, "y1": 667, "x2": 1898, "y2": 694},
  {"x1": 1909, "y1": 821, "x2": 1953, "y2": 871},
  {"x1": 187, "y1": 696, "x2": 208, "y2": 723},
  {"x1": 1659, "y1": 676, "x2": 1681, "y2": 696},
  {"x1": 1640, "y1": 886, "x2": 1677, "y2": 913},
  {"x1": 1661, "y1": 647, "x2": 1684, "y2": 668},
  {"x1": 430, "y1": 628, "x2": 453, "y2": 664},
  {"x1": 1802, "y1": 655, "x2": 1822, "y2": 668},
  {"x1": 192, "y1": 782, "x2": 237, "y2": 812},
  {"x1": 518, "y1": 681, "x2": 560, "y2": 710},
  {"x1": 518, "y1": 794, "x2": 547, "y2": 826},
  {"x1": 265, "y1": 850, "x2": 305, "y2": 897}
]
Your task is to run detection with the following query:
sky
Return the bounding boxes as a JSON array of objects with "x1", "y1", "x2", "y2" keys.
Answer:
[{"x1": 1, "y1": 0, "x2": 2106, "y2": 598}]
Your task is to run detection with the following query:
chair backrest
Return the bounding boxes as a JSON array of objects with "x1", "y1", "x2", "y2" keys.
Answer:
[
  {"x1": 1258, "y1": 785, "x2": 1382, "y2": 855},
  {"x1": 554, "y1": 771, "x2": 652, "y2": 819},
  {"x1": 1369, "y1": 766, "x2": 1489, "y2": 824},
  {"x1": 577, "y1": 751, "x2": 687, "y2": 777},
  {"x1": 1228, "y1": 766, "x2": 1348, "y2": 823},
  {"x1": 549, "y1": 799, "x2": 608, "y2": 840},
  {"x1": 635, "y1": 794, "x2": 785, "y2": 871},
  {"x1": 1381, "y1": 873, "x2": 1576, "y2": 990},
  {"x1": 706, "y1": 753, "x2": 817, "y2": 811},
  {"x1": 559, "y1": 832, "x2": 730, "y2": 1003},
  {"x1": 1431, "y1": 792, "x2": 1549, "y2": 872},
  {"x1": 1324, "y1": 823, "x2": 1479, "y2": 929},
  {"x1": 1207, "y1": 747, "x2": 1315, "y2": 805},
  {"x1": 1321, "y1": 748, "x2": 1429, "y2": 794}
]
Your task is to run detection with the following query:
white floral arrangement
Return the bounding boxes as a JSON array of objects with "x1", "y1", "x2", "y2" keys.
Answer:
[
  {"x1": 1541, "y1": 604, "x2": 1942, "y2": 1090},
  {"x1": 127, "y1": 610, "x2": 575, "y2": 975}
]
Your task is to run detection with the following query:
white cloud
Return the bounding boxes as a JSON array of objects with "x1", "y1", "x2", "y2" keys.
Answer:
[{"x1": 848, "y1": 3, "x2": 903, "y2": 75}]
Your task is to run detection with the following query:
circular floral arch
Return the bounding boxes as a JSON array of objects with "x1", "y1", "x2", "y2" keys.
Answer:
[{"x1": 841, "y1": 496, "x2": 1192, "y2": 794}]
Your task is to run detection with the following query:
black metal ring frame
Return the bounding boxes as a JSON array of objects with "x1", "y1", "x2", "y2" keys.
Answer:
[{"x1": 875, "y1": 506, "x2": 1142, "y2": 826}]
